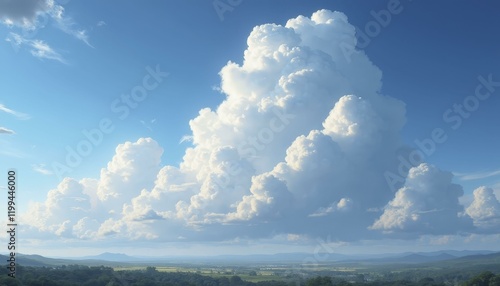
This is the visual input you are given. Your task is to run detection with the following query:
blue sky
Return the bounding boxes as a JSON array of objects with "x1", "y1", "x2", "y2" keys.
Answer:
[{"x1": 1, "y1": 0, "x2": 500, "y2": 257}]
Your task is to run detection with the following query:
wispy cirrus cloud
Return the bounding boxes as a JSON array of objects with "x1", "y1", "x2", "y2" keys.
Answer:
[
  {"x1": 0, "y1": 103, "x2": 30, "y2": 136},
  {"x1": 1, "y1": 0, "x2": 92, "y2": 61},
  {"x1": 51, "y1": 6, "x2": 94, "y2": 48},
  {"x1": 455, "y1": 169, "x2": 500, "y2": 181},
  {"x1": 6, "y1": 32, "x2": 66, "y2": 63},
  {"x1": 0, "y1": 103, "x2": 30, "y2": 120},
  {"x1": 32, "y1": 164, "x2": 53, "y2": 175}
]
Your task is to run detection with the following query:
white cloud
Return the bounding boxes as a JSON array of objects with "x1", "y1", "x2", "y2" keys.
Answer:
[
  {"x1": 0, "y1": 127, "x2": 15, "y2": 135},
  {"x1": 6, "y1": 33, "x2": 66, "y2": 63},
  {"x1": 455, "y1": 169, "x2": 500, "y2": 181},
  {"x1": 1, "y1": 0, "x2": 92, "y2": 58},
  {"x1": 466, "y1": 186, "x2": 500, "y2": 230},
  {"x1": 30, "y1": 38, "x2": 66, "y2": 62},
  {"x1": 20, "y1": 9, "x2": 497, "y2": 246},
  {"x1": 0, "y1": 103, "x2": 30, "y2": 120},
  {"x1": 51, "y1": 9, "x2": 93, "y2": 48},
  {"x1": 32, "y1": 163, "x2": 53, "y2": 175},
  {"x1": 371, "y1": 163, "x2": 473, "y2": 235},
  {"x1": 309, "y1": 198, "x2": 352, "y2": 217}
]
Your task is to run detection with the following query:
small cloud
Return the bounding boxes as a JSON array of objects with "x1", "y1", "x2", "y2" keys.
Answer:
[
  {"x1": 97, "y1": 20, "x2": 106, "y2": 27},
  {"x1": 47, "y1": 5, "x2": 93, "y2": 48},
  {"x1": 6, "y1": 33, "x2": 66, "y2": 63},
  {"x1": 30, "y1": 39, "x2": 66, "y2": 63},
  {"x1": 74, "y1": 30, "x2": 93, "y2": 48},
  {"x1": 32, "y1": 164, "x2": 53, "y2": 175},
  {"x1": 212, "y1": 85, "x2": 223, "y2": 93},
  {"x1": 309, "y1": 203, "x2": 336, "y2": 217},
  {"x1": 0, "y1": 127, "x2": 15, "y2": 135},
  {"x1": 0, "y1": 103, "x2": 30, "y2": 120},
  {"x1": 140, "y1": 119, "x2": 156, "y2": 131},
  {"x1": 309, "y1": 198, "x2": 352, "y2": 217},
  {"x1": 286, "y1": 233, "x2": 303, "y2": 241},
  {"x1": 131, "y1": 209, "x2": 164, "y2": 221},
  {"x1": 454, "y1": 169, "x2": 500, "y2": 181},
  {"x1": 336, "y1": 198, "x2": 352, "y2": 211},
  {"x1": 179, "y1": 135, "x2": 193, "y2": 144}
]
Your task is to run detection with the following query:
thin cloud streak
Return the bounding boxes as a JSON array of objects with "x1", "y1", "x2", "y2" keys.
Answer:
[
  {"x1": 0, "y1": 103, "x2": 30, "y2": 120},
  {"x1": 0, "y1": 127, "x2": 15, "y2": 135},
  {"x1": 455, "y1": 169, "x2": 500, "y2": 181},
  {"x1": 6, "y1": 33, "x2": 66, "y2": 63}
]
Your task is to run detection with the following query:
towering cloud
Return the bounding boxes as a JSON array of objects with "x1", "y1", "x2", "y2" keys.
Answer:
[
  {"x1": 466, "y1": 186, "x2": 500, "y2": 230},
  {"x1": 21, "y1": 9, "x2": 493, "y2": 245}
]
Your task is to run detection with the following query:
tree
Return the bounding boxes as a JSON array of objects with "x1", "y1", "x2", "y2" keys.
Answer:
[
  {"x1": 0, "y1": 276, "x2": 22, "y2": 286},
  {"x1": 306, "y1": 276, "x2": 333, "y2": 286}
]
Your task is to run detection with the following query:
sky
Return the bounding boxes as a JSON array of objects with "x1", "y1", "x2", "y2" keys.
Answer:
[{"x1": 0, "y1": 0, "x2": 500, "y2": 258}]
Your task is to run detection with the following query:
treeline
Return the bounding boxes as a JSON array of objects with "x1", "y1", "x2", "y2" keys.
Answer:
[
  {"x1": 0, "y1": 265, "x2": 498, "y2": 286},
  {"x1": 305, "y1": 272, "x2": 500, "y2": 286},
  {"x1": 0, "y1": 265, "x2": 290, "y2": 286}
]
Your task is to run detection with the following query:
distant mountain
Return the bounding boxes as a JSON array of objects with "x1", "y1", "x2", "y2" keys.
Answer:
[
  {"x1": 3, "y1": 250, "x2": 498, "y2": 267},
  {"x1": 415, "y1": 250, "x2": 496, "y2": 258},
  {"x1": 1, "y1": 254, "x2": 50, "y2": 267},
  {"x1": 7, "y1": 253, "x2": 134, "y2": 267},
  {"x1": 448, "y1": 251, "x2": 500, "y2": 264},
  {"x1": 80, "y1": 252, "x2": 141, "y2": 262},
  {"x1": 390, "y1": 253, "x2": 457, "y2": 264}
]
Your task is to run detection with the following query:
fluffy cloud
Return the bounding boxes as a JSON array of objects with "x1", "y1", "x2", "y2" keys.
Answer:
[
  {"x1": 23, "y1": 178, "x2": 92, "y2": 237},
  {"x1": 371, "y1": 164, "x2": 473, "y2": 235},
  {"x1": 22, "y1": 9, "x2": 493, "y2": 245},
  {"x1": 466, "y1": 186, "x2": 500, "y2": 230}
]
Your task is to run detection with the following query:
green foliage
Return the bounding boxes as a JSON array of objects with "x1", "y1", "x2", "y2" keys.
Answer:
[
  {"x1": 306, "y1": 276, "x2": 333, "y2": 286},
  {"x1": 0, "y1": 263, "x2": 497, "y2": 286},
  {"x1": 462, "y1": 271, "x2": 500, "y2": 286}
]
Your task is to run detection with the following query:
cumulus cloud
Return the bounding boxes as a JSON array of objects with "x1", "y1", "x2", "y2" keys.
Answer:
[
  {"x1": 23, "y1": 178, "x2": 92, "y2": 237},
  {"x1": 371, "y1": 164, "x2": 473, "y2": 235},
  {"x1": 21, "y1": 9, "x2": 494, "y2": 245},
  {"x1": 466, "y1": 186, "x2": 500, "y2": 230}
]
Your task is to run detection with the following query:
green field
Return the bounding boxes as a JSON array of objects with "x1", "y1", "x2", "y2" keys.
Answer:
[{"x1": 113, "y1": 266, "x2": 286, "y2": 282}]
